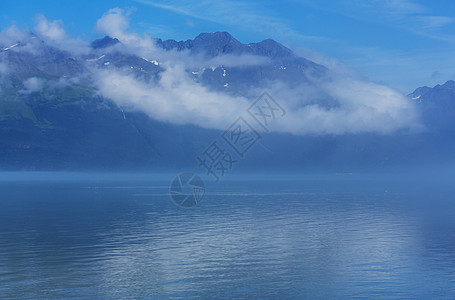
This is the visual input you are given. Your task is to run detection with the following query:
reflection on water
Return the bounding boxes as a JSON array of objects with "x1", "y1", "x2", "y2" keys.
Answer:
[{"x1": 0, "y1": 173, "x2": 454, "y2": 298}]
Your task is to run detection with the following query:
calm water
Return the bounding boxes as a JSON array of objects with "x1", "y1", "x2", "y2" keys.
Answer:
[{"x1": 0, "y1": 172, "x2": 454, "y2": 299}]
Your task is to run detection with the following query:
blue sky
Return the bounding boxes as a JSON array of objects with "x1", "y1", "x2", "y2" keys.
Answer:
[{"x1": 2, "y1": 0, "x2": 455, "y2": 93}]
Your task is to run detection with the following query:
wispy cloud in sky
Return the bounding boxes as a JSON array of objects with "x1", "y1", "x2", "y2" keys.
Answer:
[
  {"x1": 134, "y1": 0, "x2": 455, "y2": 43},
  {"x1": 380, "y1": 0, "x2": 426, "y2": 15},
  {"x1": 133, "y1": 0, "x2": 326, "y2": 43},
  {"x1": 296, "y1": 0, "x2": 455, "y2": 41}
]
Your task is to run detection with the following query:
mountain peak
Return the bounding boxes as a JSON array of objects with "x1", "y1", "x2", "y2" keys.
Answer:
[
  {"x1": 191, "y1": 31, "x2": 245, "y2": 56},
  {"x1": 194, "y1": 32, "x2": 236, "y2": 42},
  {"x1": 91, "y1": 36, "x2": 120, "y2": 49},
  {"x1": 250, "y1": 38, "x2": 293, "y2": 58},
  {"x1": 155, "y1": 32, "x2": 296, "y2": 60},
  {"x1": 441, "y1": 80, "x2": 455, "y2": 89}
]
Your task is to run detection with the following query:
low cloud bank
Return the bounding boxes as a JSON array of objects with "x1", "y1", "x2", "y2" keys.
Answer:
[{"x1": 0, "y1": 8, "x2": 422, "y2": 135}]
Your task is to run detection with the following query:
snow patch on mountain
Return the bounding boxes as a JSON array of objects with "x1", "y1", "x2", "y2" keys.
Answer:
[
  {"x1": 86, "y1": 54, "x2": 105, "y2": 62},
  {"x1": 2, "y1": 43, "x2": 18, "y2": 51}
]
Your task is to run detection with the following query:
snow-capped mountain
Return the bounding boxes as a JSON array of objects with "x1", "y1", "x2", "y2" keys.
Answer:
[
  {"x1": 83, "y1": 32, "x2": 327, "y2": 95},
  {"x1": 1, "y1": 31, "x2": 454, "y2": 170}
]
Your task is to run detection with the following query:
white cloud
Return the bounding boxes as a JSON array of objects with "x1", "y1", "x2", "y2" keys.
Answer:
[
  {"x1": 92, "y1": 60, "x2": 421, "y2": 135},
  {"x1": 0, "y1": 25, "x2": 28, "y2": 48},
  {"x1": 34, "y1": 14, "x2": 67, "y2": 41},
  {"x1": 93, "y1": 64, "x2": 250, "y2": 129},
  {"x1": 203, "y1": 54, "x2": 270, "y2": 68},
  {"x1": 313, "y1": 77, "x2": 421, "y2": 134},
  {"x1": 248, "y1": 75, "x2": 422, "y2": 135},
  {"x1": 95, "y1": 8, "x2": 157, "y2": 57},
  {"x1": 32, "y1": 15, "x2": 90, "y2": 55},
  {"x1": 0, "y1": 17, "x2": 89, "y2": 56},
  {"x1": 95, "y1": 7, "x2": 131, "y2": 38},
  {"x1": 20, "y1": 77, "x2": 45, "y2": 94}
]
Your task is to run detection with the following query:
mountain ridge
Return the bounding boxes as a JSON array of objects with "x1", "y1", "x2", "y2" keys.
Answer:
[
  {"x1": 1, "y1": 31, "x2": 454, "y2": 170},
  {"x1": 154, "y1": 31, "x2": 294, "y2": 59}
]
